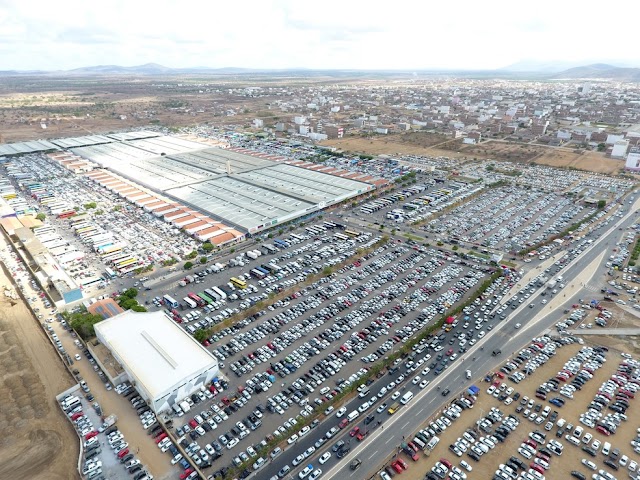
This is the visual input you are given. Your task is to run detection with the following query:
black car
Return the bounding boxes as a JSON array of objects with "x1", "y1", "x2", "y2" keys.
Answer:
[
  {"x1": 571, "y1": 471, "x2": 586, "y2": 480},
  {"x1": 336, "y1": 446, "x2": 351, "y2": 459},
  {"x1": 604, "y1": 459, "x2": 619, "y2": 471},
  {"x1": 441, "y1": 389, "x2": 450, "y2": 396},
  {"x1": 364, "y1": 415, "x2": 375, "y2": 425},
  {"x1": 581, "y1": 446, "x2": 596, "y2": 457}
]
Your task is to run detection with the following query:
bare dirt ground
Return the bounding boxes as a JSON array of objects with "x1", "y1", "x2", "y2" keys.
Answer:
[
  {"x1": 322, "y1": 135, "x2": 622, "y2": 174},
  {"x1": 395, "y1": 340, "x2": 639, "y2": 480},
  {"x1": 0, "y1": 268, "x2": 78, "y2": 480}
]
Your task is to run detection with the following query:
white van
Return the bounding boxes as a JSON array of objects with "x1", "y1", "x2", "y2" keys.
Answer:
[
  {"x1": 426, "y1": 436, "x2": 440, "y2": 450},
  {"x1": 602, "y1": 442, "x2": 611, "y2": 455},
  {"x1": 347, "y1": 410, "x2": 360, "y2": 422},
  {"x1": 412, "y1": 437, "x2": 426, "y2": 450},
  {"x1": 400, "y1": 391, "x2": 414, "y2": 405},
  {"x1": 358, "y1": 387, "x2": 370, "y2": 399}
]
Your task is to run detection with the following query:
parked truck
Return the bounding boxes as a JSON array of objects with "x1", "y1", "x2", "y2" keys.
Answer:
[
  {"x1": 246, "y1": 250, "x2": 260, "y2": 260},
  {"x1": 547, "y1": 280, "x2": 557, "y2": 290},
  {"x1": 97, "y1": 414, "x2": 117, "y2": 432},
  {"x1": 179, "y1": 400, "x2": 191, "y2": 413}
]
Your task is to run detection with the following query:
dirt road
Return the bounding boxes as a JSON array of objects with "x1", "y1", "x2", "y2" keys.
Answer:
[{"x1": 0, "y1": 267, "x2": 79, "y2": 480}]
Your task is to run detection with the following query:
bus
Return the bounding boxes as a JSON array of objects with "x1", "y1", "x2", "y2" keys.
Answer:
[
  {"x1": 254, "y1": 266, "x2": 271, "y2": 277},
  {"x1": 198, "y1": 292, "x2": 214, "y2": 305},
  {"x1": 274, "y1": 239, "x2": 289, "y2": 249},
  {"x1": 230, "y1": 277, "x2": 247, "y2": 289},
  {"x1": 345, "y1": 229, "x2": 360, "y2": 238},
  {"x1": 105, "y1": 253, "x2": 130, "y2": 265},
  {"x1": 212, "y1": 286, "x2": 227, "y2": 300},
  {"x1": 116, "y1": 258, "x2": 137, "y2": 269},
  {"x1": 323, "y1": 221, "x2": 337, "y2": 229},
  {"x1": 81, "y1": 277, "x2": 103, "y2": 288},
  {"x1": 104, "y1": 267, "x2": 117, "y2": 279},
  {"x1": 99, "y1": 244, "x2": 124, "y2": 256},
  {"x1": 163, "y1": 295, "x2": 179, "y2": 309},
  {"x1": 119, "y1": 264, "x2": 140, "y2": 276},
  {"x1": 183, "y1": 297, "x2": 197, "y2": 309},
  {"x1": 251, "y1": 268, "x2": 267, "y2": 279},
  {"x1": 290, "y1": 233, "x2": 303, "y2": 243},
  {"x1": 57, "y1": 210, "x2": 77, "y2": 219},
  {"x1": 334, "y1": 232, "x2": 349, "y2": 241},
  {"x1": 187, "y1": 292, "x2": 206, "y2": 307}
]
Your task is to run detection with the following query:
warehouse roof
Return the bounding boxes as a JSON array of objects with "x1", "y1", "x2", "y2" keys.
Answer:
[{"x1": 95, "y1": 310, "x2": 217, "y2": 400}]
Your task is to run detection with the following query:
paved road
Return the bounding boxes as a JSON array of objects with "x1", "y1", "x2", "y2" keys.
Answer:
[{"x1": 318, "y1": 201, "x2": 639, "y2": 480}]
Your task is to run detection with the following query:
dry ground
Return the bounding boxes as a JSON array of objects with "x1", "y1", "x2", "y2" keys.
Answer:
[
  {"x1": 386, "y1": 340, "x2": 639, "y2": 480},
  {"x1": 0, "y1": 268, "x2": 78, "y2": 480},
  {"x1": 322, "y1": 135, "x2": 622, "y2": 174}
]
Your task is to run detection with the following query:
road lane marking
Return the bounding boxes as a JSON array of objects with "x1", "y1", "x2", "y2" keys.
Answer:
[
  {"x1": 402, "y1": 421, "x2": 410, "y2": 428},
  {"x1": 368, "y1": 450, "x2": 379, "y2": 460},
  {"x1": 384, "y1": 436, "x2": 393, "y2": 445}
]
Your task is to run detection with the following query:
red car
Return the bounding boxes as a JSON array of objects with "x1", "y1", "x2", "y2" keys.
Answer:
[
  {"x1": 339, "y1": 419, "x2": 349, "y2": 429},
  {"x1": 189, "y1": 419, "x2": 199, "y2": 429},
  {"x1": 84, "y1": 431, "x2": 98, "y2": 440},
  {"x1": 596, "y1": 425, "x2": 611, "y2": 436},
  {"x1": 525, "y1": 439, "x2": 537, "y2": 449},
  {"x1": 155, "y1": 432, "x2": 168, "y2": 443},
  {"x1": 395, "y1": 459, "x2": 408, "y2": 470},
  {"x1": 117, "y1": 448, "x2": 129, "y2": 459},
  {"x1": 391, "y1": 461, "x2": 404, "y2": 473},
  {"x1": 350, "y1": 426, "x2": 360, "y2": 437},
  {"x1": 530, "y1": 463, "x2": 545, "y2": 475},
  {"x1": 70, "y1": 412, "x2": 84, "y2": 421},
  {"x1": 446, "y1": 348, "x2": 454, "y2": 356},
  {"x1": 180, "y1": 468, "x2": 194, "y2": 480},
  {"x1": 356, "y1": 431, "x2": 368, "y2": 442},
  {"x1": 440, "y1": 458, "x2": 453, "y2": 469}
]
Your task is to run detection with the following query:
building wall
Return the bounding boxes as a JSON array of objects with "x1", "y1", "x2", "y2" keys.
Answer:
[
  {"x1": 152, "y1": 363, "x2": 219, "y2": 413},
  {"x1": 95, "y1": 330, "x2": 219, "y2": 414}
]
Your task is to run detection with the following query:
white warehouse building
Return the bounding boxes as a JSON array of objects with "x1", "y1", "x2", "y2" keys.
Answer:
[{"x1": 95, "y1": 310, "x2": 218, "y2": 413}]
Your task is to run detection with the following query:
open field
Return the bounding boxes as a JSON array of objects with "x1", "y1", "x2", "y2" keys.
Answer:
[
  {"x1": 391, "y1": 340, "x2": 639, "y2": 480},
  {"x1": 322, "y1": 134, "x2": 623, "y2": 174},
  {"x1": 0, "y1": 267, "x2": 78, "y2": 480}
]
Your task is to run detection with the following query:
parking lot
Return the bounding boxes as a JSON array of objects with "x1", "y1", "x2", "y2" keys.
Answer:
[
  {"x1": 154, "y1": 234, "x2": 516, "y2": 477},
  {"x1": 380, "y1": 335, "x2": 640, "y2": 480},
  {"x1": 425, "y1": 186, "x2": 597, "y2": 252}
]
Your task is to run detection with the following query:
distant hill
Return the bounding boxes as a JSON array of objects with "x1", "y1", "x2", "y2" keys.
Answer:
[{"x1": 551, "y1": 63, "x2": 640, "y2": 81}]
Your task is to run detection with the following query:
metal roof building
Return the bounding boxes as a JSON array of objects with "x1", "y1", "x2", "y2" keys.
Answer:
[
  {"x1": 73, "y1": 139, "x2": 375, "y2": 233},
  {"x1": 95, "y1": 310, "x2": 219, "y2": 413}
]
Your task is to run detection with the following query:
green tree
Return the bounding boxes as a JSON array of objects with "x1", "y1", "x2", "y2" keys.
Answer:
[
  {"x1": 200, "y1": 256, "x2": 208, "y2": 264},
  {"x1": 122, "y1": 288, "x2": 138, "y2": 298},
  {"x1": 597, "y1": 200, "x2": 606, "y2": 209},
  {"x1": 186, "y1": 250, "x2": 198, "y2": 260},
  {"x1": 36, "y1": 212, "x2": 46, "y2": 221},
  {"x1": 202, "y1": 242, "x2": 214, "y2": 252},
  {"x1": 184, "y1": 261, "x2": 194, "y2": 270},
  {"x1": 194, "y1": 329, "x2": 208, "y2": 343},
  {"x1": 597, "y1": 143, "x2": 606, "y2": 152}
]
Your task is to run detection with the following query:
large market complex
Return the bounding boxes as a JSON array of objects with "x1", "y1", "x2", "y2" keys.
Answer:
[{"x1": 0, "y1": 132, "x2": 386, "y2": 243}]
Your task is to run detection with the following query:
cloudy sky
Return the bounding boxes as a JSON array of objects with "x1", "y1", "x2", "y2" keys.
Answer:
[{"x1": 1, "y1": 0, "x2": 637, "y2": 71}]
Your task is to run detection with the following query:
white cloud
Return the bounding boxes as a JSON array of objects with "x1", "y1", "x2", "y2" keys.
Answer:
[{"x1": 0, "y1": 0, "x2": 638, "y2": 70}]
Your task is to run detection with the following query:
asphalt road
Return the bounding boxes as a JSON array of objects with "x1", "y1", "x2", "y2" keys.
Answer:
[{"x1": 262, "y1": 203, "x2": 638, "y2": 480}]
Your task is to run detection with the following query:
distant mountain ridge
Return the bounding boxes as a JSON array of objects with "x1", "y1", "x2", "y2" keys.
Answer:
[
  {"x1": 1, "y1": 62, "x2": 640, "y2": 81},
  {"x1": 550, "y1": 63, "x2": 640, "y2": 81}
]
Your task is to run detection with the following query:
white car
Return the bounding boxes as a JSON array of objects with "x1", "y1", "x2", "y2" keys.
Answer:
[
  {"x1": 412, "y1": 376, "x2": 421, "y2": 385},
  {"x1": 319, "y1": 452, "x2": 331, "y2": 464},
  {"x1": 336, "y1": 407, "x2": 347, "y2": 418},
  {"x1": 420, "y1": 379, "x2": 430, "y2": 389}
]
